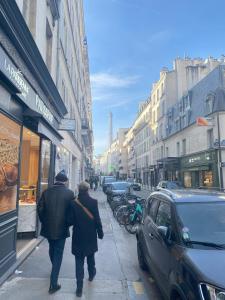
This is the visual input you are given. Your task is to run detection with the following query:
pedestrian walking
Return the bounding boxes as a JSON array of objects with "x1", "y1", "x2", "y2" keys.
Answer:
[
  {"x1": 69, "y1": 181, "x2": 104, "y2": 297},
  {"x1": 93, "y1": 176, "x2": 98, "y2": 191},
  {"x1": 37, "y1": 171, "x2": 74, "y2": 294}
]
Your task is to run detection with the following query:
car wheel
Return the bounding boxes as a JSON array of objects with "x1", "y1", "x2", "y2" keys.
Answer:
[{"x1": 137, "y1": 241, "x2": 148, "y2": 271}]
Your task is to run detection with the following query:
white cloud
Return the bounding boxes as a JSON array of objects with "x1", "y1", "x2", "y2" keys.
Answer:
[
  {"x1": 147, "y1": 30, "x2": 172, "y2": 44},
  {"x1": 90, "y1": 72, "x2": 139, "y2": 89},
  {"x1": 90, "y1": 71, "x2": 140, "y2": 108}
]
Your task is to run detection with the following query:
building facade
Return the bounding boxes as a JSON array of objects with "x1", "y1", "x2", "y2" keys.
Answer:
[
  {"x1": 121, "y1": 57, "x2": 225, "y2": 189},
  {"x1": 16, "y1": 0, "x2": 93, "y2": 191},
  {"x1": 0, "y1": 0, "x2": 92, "y2": 283}
]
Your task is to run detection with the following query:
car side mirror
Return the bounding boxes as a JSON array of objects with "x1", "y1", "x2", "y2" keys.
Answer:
[{"x1": 157, "y1": 226, "x2": 169, "y2": 240}]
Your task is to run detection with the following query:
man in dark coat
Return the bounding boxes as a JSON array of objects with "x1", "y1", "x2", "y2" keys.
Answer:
[
  {"x1": 37, "y1": 171, "x2": 74, "y2": 294},
  {"x1": 70, "y1": 181, "x2": 104, "y2": 297}
]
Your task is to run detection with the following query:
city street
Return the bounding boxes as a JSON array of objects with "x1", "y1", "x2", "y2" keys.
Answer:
[{"x1": 0, "y1": 189, "x2": 162, "y2": 300}]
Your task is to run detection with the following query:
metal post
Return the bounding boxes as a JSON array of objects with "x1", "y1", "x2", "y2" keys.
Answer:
[{"x1": 217, "y1": 113, "x2": 224, "y2": 190}]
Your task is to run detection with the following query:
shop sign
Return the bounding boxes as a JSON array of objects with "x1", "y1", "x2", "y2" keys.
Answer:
[
  {"x1": 181, "y1": 151, "x2": 214, "y2": 168},
  {"x1": 35, "y1": 95, "x2": 54, "y2": 124},
  {"x1": 188, "y1": 156, "x2": 201, "y2": 163},
  {"x1": 0, "y1": 47, "x2": 54, "y2": 126},
  {"x1": 214, "y1": 139, "x2": 225, "y2": 148},
  {"x1": 59, "y1": 119, "x2": 76, "y2": 131},
  {"x1": 4, "y1": 61, "x2": 29, "y2": 99}
]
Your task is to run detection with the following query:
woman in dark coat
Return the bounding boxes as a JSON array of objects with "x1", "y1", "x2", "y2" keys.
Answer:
[{"x1": 70, "y1": 181, "x2": 104, "y2": 297}]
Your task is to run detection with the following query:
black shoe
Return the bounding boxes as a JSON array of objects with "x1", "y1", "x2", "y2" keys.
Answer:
[
  {"x1": 49, "y1": 284, "x2": 61, "y2": 294},
  {"x1": 89, "y1": 269, "x2": 96, "y2": 282},
  {"x1": 76, "y1": 288, "x2": 82, "y2": 297}
]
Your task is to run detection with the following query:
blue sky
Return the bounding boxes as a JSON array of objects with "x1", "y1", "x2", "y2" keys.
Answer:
[{"x1": 83, "y1": 0, "x2": 225, "y2": 155}]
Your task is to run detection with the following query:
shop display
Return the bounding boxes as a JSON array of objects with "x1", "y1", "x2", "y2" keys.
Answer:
[
  {"x1": 55, "y1": 146, "x2": 70, "y2": 177},
  {"x1": 0, "y1": 113, "x2": 20, "y2": 214},
  {"x1": 19, "y1": 186, "x2": 37, "y2": 204},
  {"x1": 40, "y1": 140, "x2": 51, "y2": 193}
]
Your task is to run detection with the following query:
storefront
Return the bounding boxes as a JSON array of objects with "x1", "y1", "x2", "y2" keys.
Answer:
[
  {"x1": 0, "y1": 2, "x2": 67, "y2": 283},
  {"x1": 180, "y1": 150, "x2": 219, "y2": 188},
  {"x1": 157, "y1": 157, "x2": 180, "y2": 183}
]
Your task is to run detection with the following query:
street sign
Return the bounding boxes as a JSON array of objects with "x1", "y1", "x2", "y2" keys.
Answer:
[{"x1": 59, "y1": 119, "x2": 76, "y2": 131}]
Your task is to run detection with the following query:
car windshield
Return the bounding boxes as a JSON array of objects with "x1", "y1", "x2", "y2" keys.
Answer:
[
  {"x1": 176, "y1": 202, "x2": 225, "y2": 245},
  {"x1": 112, "y1": 182, "x2": 129, "y2": 190},
  {"x1": 105, "y1": 177, "x2": 116, "y2": 183},
  {"x1": 167, "y1": 181, "x2": 182, "y2": 189}
]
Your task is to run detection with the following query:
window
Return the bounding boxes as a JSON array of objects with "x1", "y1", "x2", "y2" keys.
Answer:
[
  {"x1": 177, "y1": 142, "x2": 180, "y2": 156},
  {"x1": 205, "y1": 93, "x2": 215, "y2": 115},
  {"x1": 156, "y1": 202, "x2": 171, "y2": 227},
  {"x1": 182, "y1": 139, "x2": 186, "y2": 155},
  {"x1": 166, "y1": 147, "x2": 169, "y2": 157},
  {"x1": 23, "y1": 0, "x2": 37, "y2": 38},
  {"x1": 207, "y1": 129, "x2": 214, "y2": 148},
  {"x1": 161, "y1": 101, "x2": 165, "y2": 116},
  {"x1": 46, "y1": 19, "x2": 53, "y2": 72},
  {"x1": 148, "y1": 198, "x2": 159, "y2": 220},
  {"x1": 161, "y1": 145, "x2": 164, "y2": 158}
]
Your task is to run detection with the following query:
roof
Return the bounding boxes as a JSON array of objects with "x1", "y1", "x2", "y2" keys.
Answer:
[{"x1": 153, "y1": 189, "x2": 225, "y2": 203}]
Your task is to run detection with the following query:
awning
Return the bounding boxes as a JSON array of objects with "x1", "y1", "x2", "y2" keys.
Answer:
[
  {"x1": 38, "y1": 121, "x2": 62, "y2": 146},
  {"x1": 23, "y1": 108, "x2": 63, "y2": 145}
]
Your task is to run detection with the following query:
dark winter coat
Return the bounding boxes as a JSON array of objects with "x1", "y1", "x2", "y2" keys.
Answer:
[
  {"x1": 37, "y1": 183, "x2": 74, "y2": 240},
  {"x1": 70, "y1": 192, "x2": 104, "y2": 257}
]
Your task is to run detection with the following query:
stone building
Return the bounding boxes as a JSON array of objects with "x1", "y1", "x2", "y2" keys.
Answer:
[{"x1": 16, "y1": 0, "x2": 93, "y2": 192}]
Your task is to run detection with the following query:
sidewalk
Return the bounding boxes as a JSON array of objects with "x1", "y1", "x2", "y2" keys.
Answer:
[{"x1": 0, "y1": 190, "x2": 156, "y2": 300}]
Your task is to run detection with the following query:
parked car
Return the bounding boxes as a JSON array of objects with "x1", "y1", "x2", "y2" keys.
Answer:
[
  {"x1": 136, "y1": 189, "x2": 225, "y2": 300},
  {"x1": 127, "y1": 178, "x2": 141, "y2": 191},
  {"x1": 102, "y1": 176, "x2": 116, "y2": 193},
  {"x1": 156, "y1": 180, "x2": 183, "y2": 190},
  {"x1": 106, "y1": 181, "x2": 132, "y2": 202},
  {"x1": 132, "y1": 182, "x2": 141, "y2": 191}
]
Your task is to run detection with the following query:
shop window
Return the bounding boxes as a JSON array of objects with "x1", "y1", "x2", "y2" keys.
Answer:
[
  {"x1": 40, "y1": 140, "x2": 51, "y2": 193},
  {"x1": 55, "y1": 146, "x2": 70, "y2": 178},
  {"x1": 184, "y1": 172, "x2": 192, "y2": 188},
  {"x1": 18, "y1": 128, "x2": 40, "y2": 233},
  {"x1": 202, "y1": 171, "x2": 213, "y2": 188},
  {"x1": 0, "y1": 113, "x2": 21, "y2": 215}
]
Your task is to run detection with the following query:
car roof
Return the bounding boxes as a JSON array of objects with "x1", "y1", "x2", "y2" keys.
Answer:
[
  {"x1": 151, "y1": 189, "x2": 225, "y2": 204},
  {"x1": 111, "y1": 181, "x2": 130, "y2": 185}
]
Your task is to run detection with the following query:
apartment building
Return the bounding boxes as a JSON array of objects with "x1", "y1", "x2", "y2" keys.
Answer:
[
  {"x1": 124, "y1": 57, "x2": 223, "y2": 188},
  {"x1": 16, "y1": 0, "x2": 93, "y2": 190},
  {"x1": 0, "y1": 0, "x2": 92, "y2": 283}
]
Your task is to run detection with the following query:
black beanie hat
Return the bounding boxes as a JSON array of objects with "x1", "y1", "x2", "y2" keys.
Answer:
[{"x1": 55, "y1": 170, "x2": 68, "y2": 182}]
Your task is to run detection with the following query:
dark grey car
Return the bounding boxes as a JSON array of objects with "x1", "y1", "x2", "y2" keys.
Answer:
[
  {"x1": 106, "y1": 181, "x2": 131, "y2": 202},
  {"x1": 136, "y1": 189, "x2": 225, "y2": 300}
]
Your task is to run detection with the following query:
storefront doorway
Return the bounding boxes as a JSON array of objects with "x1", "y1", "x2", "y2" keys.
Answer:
[{"x1": 17, "y1": 127, "x2": 40, "y2": 254}]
